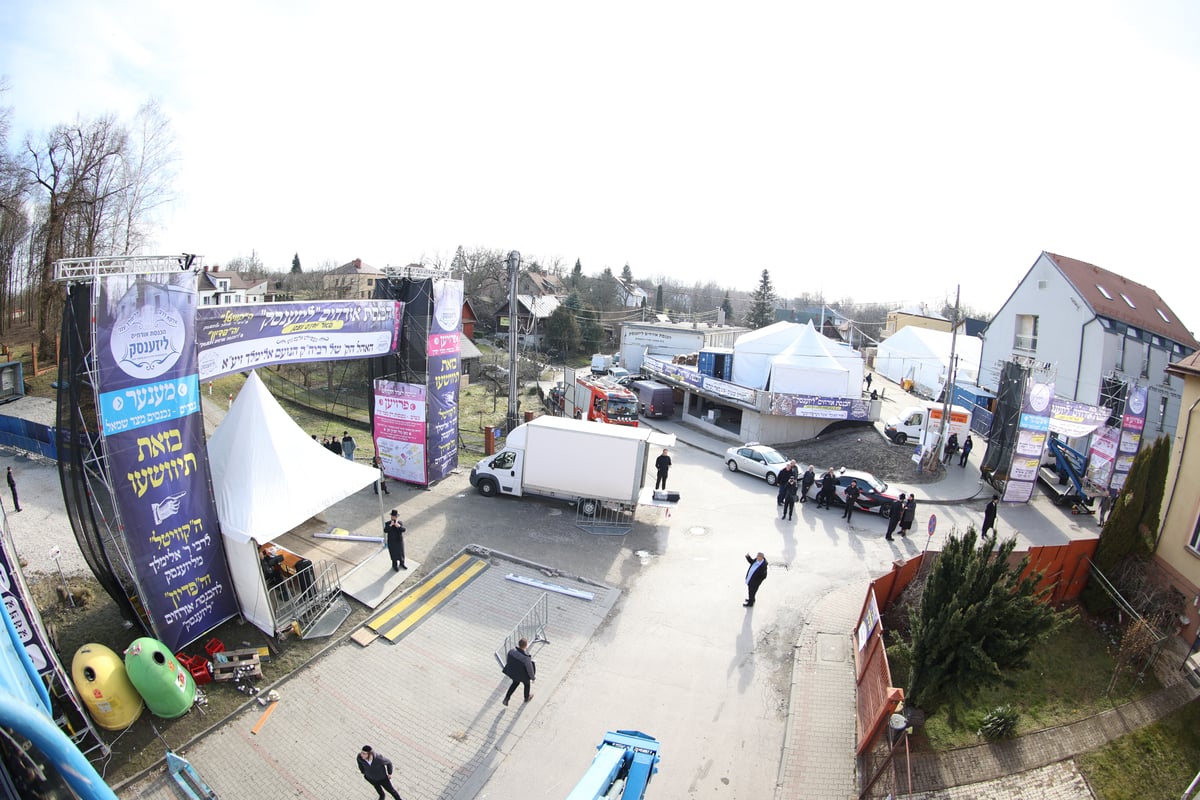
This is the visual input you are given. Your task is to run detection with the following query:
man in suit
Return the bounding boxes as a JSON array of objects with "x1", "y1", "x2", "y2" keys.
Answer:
[
  {"x1": 356, "y1": 745, "x2": 403, "y2": 799},
  {"x1": 817, "y1": 468, "x2": 837, "y2": 509},
  {"x1": 884, "y1": 493, "x2": 905, "y2": 542},
  {"x1": 384, "y1": 510, "x2": 407, "y2": 571},
  {"x1": 743, "y1": 552, "x2": 768, "y2": 607},
  {"x1": 900, "y1": 494, "x2": 917, "y2": 537},
  {"x1": 842, "y1": 480, "x2": 862, "y2": 522},
  {"x1": 501, "y1": 638, "x2": 536, "y2": 705},
  {"x1": 655, "y1": 449, "x2": 672, "y2": 491},
  {"x1": 982, "y1": 494, "x2": 999, "y2": 535}
]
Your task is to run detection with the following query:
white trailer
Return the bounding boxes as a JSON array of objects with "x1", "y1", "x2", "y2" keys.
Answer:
[{"x1": 469, "y1": 416, "x2": 676, "y2": 515}]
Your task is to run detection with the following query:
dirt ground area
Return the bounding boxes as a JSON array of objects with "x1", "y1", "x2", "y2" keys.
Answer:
[{"x1": 773, "y1": 421, "x2": 939, "y2": 485}]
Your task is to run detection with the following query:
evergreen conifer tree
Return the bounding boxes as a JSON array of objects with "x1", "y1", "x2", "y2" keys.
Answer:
[{"x1": 746, "y1": 269, "x2": 777, "y2": 329}]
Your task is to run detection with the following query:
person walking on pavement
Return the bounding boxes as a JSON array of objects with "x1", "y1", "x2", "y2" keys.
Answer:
[
  {"x1": 958, "y1": 434, "x2": 973, "y2": 467},
  {"x1": 655, "y1": 448, "x2": 672, "y2": 491},
  {"x1": 342, "y1": 431, "x2": 357, "y2": 461},
  {"x1": 842, "y1": 480, "x2": 861, "y2": 522},
  {"x1": 781, "y1": 477, "x2": 799, "y2": 521},
  {"x1": 743, "y1": 552, "x2": 768, "y2": 607},
  {"x1": 1098, "y1": 492, "x2": 1113, "y2": 526},
  {"x1": 942, "y1": 433, "x2": 959, "y2": 465},
  {"x1": 884, "y1": 493, "x2": 905, "y2": 541},
  {"x1": 384, "y1": 510, "x2": 407, "y2": 571},
  {"x1": 372, "y1": 455, "x2": 390, "y2": 495},
  {"x1": 899, "y1": 494, "x2": 917, "y2": 537},
  {"x1": 5, "y1": 467, "x2": 19, "y2": 512},
  {"x1": 356, "y1": 745, "x2": 403, "y2": 800},
  {"x1": 982, "y1": 494, "x2": 999, "y2": 535},
  {"x1": 817, "y1": 468, "x2": 837, "y2": 509},
  {"x1": 799, "y1": 465, "x2": 815, "y2": 504},
  {"x1": 776, "y1": 460, "x2": 797, "y2": 505},
  {"x1": 501, "y1": 638, "x2": 536, "y2": 705}
]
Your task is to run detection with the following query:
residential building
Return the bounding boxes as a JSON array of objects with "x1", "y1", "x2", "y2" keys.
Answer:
[
  {"x1": 322, "y1": 258, "x2": 383, "y2": 299},
  {"x1": 197, "y1": 268, "x2": 251, "y2": 306},
  {"x1": 880, "y1": 304, "x2": 951, "y2": 339},
  {"x1": 494, "y1": 295, "x2": 561, "y2": 347},
  {"x1": 979, "y1": 252, "x2": 1197, "y2": 439},
  {"x1": 1154, "y1": 350, "x2": 1200, "y2": 644}
]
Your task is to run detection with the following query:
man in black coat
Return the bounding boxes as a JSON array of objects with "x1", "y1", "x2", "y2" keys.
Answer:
[
  {"x1": 842, "y1": 480, "x2": 862, "y2": 522},
  {"x1": 982, "y1": 494, "x2": 999, "y2": 535},
  {"x1": 502, "y1": 638, "x2": 536, "y2": 705},
  {"x1": 884, "y1": 493, "x2": 905, "y2": 541},
  {"x1": 817, "y1": 468, "x2": 837, "y2": 509},
  {"x1": 776, "y1": 460, "x2": 797, "y2": 505},
  {"x1": 799, "y1": 465, "x2": 815, "y2": 503},
  {"x1": 356, "y1": 745, "x2": 403, "y2": 799},
  {"x1": 655, "y1": 449, "x2": 672, "y2": 491},
  {"x1": 384, "y1": 510, "x2": 407, "y2": 571},
  {"x1": 900, "y1": 494, "x2": 917, "y2": 537},
  {"x1": 743, "y1": 552, "x2": 768, "y2": 607}
]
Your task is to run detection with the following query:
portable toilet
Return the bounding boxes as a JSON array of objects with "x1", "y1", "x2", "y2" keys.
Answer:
[
  {"x1": 124, "y1": 637, "x2": 196, "y2": 719},
  {"x1": 71, "y1": 643, "x2": 144, "y2": 730}
]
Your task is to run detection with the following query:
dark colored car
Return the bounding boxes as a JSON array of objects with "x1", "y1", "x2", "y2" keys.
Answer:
[{"x1": 806, "y1": 468, "x2": 897, "y2": 515}]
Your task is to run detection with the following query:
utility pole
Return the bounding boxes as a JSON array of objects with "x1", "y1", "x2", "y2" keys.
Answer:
[
  {"x1": 506, "y1": 250, "x2": 521, "y2": 435},
  {"x1": 924, "y1": 285, "x2": 961, "y2": 473}
]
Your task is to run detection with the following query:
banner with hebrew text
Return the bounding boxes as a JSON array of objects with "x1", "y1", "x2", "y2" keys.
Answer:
[
  {"x1": 195, "y1": 300, "x2": 402, "y2": 381},
  {"x1": 427, "y1": 280, "x2": 463, "y2": 482},
  {"x1": 97, "y1": 273, "x2": 238, "y2": 650}
]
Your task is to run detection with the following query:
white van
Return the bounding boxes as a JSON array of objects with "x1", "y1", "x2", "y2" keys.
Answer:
[{"x1": 884, "y1": 402, "x2": 971, "y2": 446}]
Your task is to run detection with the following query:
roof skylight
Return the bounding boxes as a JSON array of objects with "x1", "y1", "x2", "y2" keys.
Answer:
[
  {"x1": 1096, "y1": 284, "x2": 1113, "y2": 300},
  {"x1": 1121, "y1": 294, "x2": 1136, "y2": 309}
]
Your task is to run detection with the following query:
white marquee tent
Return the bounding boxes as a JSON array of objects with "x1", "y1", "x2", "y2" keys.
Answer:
[
  {"x1": 875, "y1": 327, "x2": 981, "y2": 399},
  {"x1": 732, "y1": 321, "x2": 864, "y2": 397},
  {"x1": 208, "y1": 370, "x2": 381, "y2": 636}
]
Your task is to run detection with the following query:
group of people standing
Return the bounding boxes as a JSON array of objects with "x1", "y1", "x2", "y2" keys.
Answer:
[
  {"x1": 942, "y1": 433, "x2": 974, "y2": 467},
  {"x1": 776, "y1": 462, "x2": 842, "y2": 520},
  {"x1": 883, "y1": 493, "x2": 918, "y2": 542},
  {"x1": 319, "y1": 431, "x2": 359, "y2": 460}
]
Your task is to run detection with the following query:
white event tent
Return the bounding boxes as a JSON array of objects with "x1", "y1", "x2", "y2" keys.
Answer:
[
  {"x1": 208, "y1": 370, "x2": 382, "y2": 636},
  {"x1": 875, "y1": 327, "x2": 982, "y2": 399},
  {"x1": 731, "y1": 321, "x2": 863, "y2": 397}
]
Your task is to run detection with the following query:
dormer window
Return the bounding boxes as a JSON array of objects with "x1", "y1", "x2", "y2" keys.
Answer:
[
  {"x1": 1096, "y1": 284, "x2": 1113, "y2": 300},
  {"x1": 1157, "y1": 308, "x2": 1171, "y2": 323},
  {"x1": 1121, "y1": 293, "x2": 1136, "y2": 309}
]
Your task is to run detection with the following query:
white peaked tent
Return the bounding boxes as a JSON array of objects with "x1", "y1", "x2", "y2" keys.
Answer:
[
  {"x1": 208, "y1": 370, "x2": 382, "y2": 636},
  {"x1": 731, "y1": 321, "x2": 806, "y2": 389},
  {"x1": 875, "y1": 327, "x2": 982, "y2": 398},
  {"x1": 768, "y1": 322, "x2": 863, "y2": 396}
]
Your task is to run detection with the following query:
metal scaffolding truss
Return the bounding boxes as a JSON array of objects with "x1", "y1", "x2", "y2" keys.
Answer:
[
  {"x1": 384, "y1": 263, "x2": 450, "y2": 281},
  {"x1": 53, "y1": 253, "x2": 201, "y2": 282}
]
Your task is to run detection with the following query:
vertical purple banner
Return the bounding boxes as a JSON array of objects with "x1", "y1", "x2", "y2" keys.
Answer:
[
  {"x1": 1110, "y1": 385, "x2": 1148, "y2": 494},
  {"x1": 427, "y1": 279, "x2": 463, "y2": 482},
  {"x1": 96, "y1": 273, "x2": 238, "y2": 651},
  {"x1": 374, "y1": 379, "x2": 428, "y2": 485},
  {"x1": 1003, "y1": 380, "x2": 1055, "y2": 503}
]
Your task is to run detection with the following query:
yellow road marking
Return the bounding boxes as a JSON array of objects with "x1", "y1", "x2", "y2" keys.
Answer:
[
  {"x1": 379, "y1": 559, "x2": 488, "y2": 642},
  {"x1": 367, "y1": 552, "x2": 473, "y2": 631}
]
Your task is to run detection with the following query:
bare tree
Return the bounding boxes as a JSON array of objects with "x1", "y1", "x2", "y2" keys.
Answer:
[{"x1": 114, "y1": 100, "x2": 177, "y2": 255}]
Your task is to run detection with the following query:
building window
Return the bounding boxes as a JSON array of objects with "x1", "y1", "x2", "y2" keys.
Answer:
[
  {"x1": 1189, "y1": 512, "x2": 1200, "y2": 554},
  {"x1": 1142, "y1": 342, "x2": 1152, "y2": 379},
  {"x1": 1013, "y1": 314, "x2": 1038, "y2": 352},
  {"x1": 1158, "y1": 395, "x2": 1168, "y2": 431}
]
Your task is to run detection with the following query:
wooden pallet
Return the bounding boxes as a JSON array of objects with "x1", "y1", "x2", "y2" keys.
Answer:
[{"x1": 211, "y1": 649, "x2": 262, "y2": 681}]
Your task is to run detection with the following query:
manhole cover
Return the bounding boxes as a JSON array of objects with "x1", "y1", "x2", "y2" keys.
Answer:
[{"x1": 816, "y1": 632, "x2": 847, "y2": 663}]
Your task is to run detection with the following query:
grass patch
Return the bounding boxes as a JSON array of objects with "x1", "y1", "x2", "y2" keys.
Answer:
[
  {"x1": 909, "y1": 611, "x2": 1161, "y2": 749},
  {"x1": 1077, "y1": 698, "x2": 1200, "y2": 800}
]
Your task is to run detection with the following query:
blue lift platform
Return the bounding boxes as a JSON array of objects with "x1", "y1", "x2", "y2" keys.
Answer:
[{"x1": 565, "y1": 730, "x2": 661, "y2": 800}]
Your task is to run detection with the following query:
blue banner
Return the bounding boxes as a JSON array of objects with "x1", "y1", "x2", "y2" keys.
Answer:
[
  {"x1": 195, "y1": 300, "x2": 402, "y2": 380},
  {"x1": 97, "y1": 273, "x2": 238, "y2": 651}
]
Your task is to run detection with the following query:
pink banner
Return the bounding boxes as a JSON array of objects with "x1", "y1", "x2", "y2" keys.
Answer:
[{"x1": 373, "y1": 379, "x2": 427, "y2": 485}]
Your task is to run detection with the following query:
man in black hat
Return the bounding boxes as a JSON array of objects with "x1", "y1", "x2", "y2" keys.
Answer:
[{"x1": 356, "y1": 745, "x2": 403, "y2": 799}]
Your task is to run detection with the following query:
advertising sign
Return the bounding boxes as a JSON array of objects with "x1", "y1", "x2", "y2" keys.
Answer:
[
  {"x1": 96, "y1": 273, "x2": 238, "y2": 650},
  {"x1": 195, "y1": 300, "x2": 402, "y2": 380},
  {"x1": 374, "y1": 379, "x2": 428, "y2": 485},
  {"x1": 1110, "y1": 385, "x2": 1147, "y2": 494},
  {"x1": 1048, "y1": 398, "x2": 1111, "y2": 438},
  {"x1": 427, "y1": 280, "x2": 463, "y2": 482},
  {"x1": 1003, "y1": 381, "x2": 1054, "y2": 503},
  {"x1": 771, "y1": 393, "x2": 871, "y2": 422}
]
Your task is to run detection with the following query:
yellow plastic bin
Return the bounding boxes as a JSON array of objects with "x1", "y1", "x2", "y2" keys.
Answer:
[
  {"x1": 71, "y1": 643, "x2": 144, "y2": 731},
  {"x1": 124, "y1": 637, "x2": 196, "y2": 719}
]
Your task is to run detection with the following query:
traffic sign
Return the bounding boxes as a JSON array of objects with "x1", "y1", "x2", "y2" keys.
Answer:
[{"x1": 927, "y1": 514, "x2": 937, "y2": 536}]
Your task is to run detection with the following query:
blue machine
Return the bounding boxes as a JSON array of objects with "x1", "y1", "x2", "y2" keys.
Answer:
[
  {"x1": 1040, "y1": 435, "x2": 1093, "y2": 509},
  {"x1": 565, "y1": 730, "x2": 661, "y2": 800}
]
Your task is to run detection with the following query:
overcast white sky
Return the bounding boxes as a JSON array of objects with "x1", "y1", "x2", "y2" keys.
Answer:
[{"x1": 3, "y1": 1, "x2": 1199, "y2": 332}]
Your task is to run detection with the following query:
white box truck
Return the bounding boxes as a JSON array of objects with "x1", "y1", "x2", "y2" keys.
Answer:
[
  {"x1": 469, "y1": 415, "x2": 676, "y2": 515},
  {"x1": 884, "y1": 402, "x2": 972, "y2": 446}
]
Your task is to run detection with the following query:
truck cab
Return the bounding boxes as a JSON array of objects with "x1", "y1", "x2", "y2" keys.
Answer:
[{"x1": 884, "y1": 402, "x2": 971, "y2": 446}]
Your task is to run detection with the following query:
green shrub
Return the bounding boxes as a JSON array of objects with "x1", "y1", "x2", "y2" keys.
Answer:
[{"x1": 978, "y1": 705, "x2": 1019, "y2": 741}]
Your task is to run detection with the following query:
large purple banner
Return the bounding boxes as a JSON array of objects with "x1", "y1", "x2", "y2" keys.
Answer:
[
  {"x1": 1110, "y1": 385, "x2": 1148, "y2": 494},
  {"x1": 1003, "y1": 380, "x2": 1055, "y2": 503},
  {"x1": 426, "y1": 280, "x2": 462, "y2": 482},
  {"x1": 195, "y1": 300, "x2": 402, "y2": 381},
  {"x1": 97, "y1": 273, "x2": 238, "y2": 651}
]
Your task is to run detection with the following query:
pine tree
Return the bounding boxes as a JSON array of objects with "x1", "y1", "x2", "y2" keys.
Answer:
[
  {"x1": 746, "y1": 269, "x2": 777, "y2": 329},
  {"x1": 572, "y1": 259, "x2": 583, "y2": 288},
  {"x1": 621, "y1": 263, "x2": 633, "y2": 284},
  {"x1": 655, "y1": 284, "x2": 663, "y2": 312},
  {"x1": 905, "y1": 528, "x2": 1065, "y2": 712},
  {"x1": 291, "y1": 253, "x2": 302, "y2": 274}
]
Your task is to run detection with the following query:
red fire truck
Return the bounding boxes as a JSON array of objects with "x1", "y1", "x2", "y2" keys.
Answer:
[{"x1": 572, "y1": 373, "x2": 639, "y2": 427}]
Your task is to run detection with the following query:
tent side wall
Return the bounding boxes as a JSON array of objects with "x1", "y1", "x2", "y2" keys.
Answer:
[{"x1": 222, "y1": 536, "x2": 275, "y2": 637}]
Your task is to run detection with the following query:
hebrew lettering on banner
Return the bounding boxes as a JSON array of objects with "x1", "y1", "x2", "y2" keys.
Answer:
[
  {"x1": 1002, "y1": 380, "x2": 1056, "y2": 504},
  {"x1": 427, "y1": 280, "x2": 463, "y2": 482},
  {"x1": 374, "y1": 380, "x2": 428, "y2": 485},
  {"x1": 0, "y1": 529, "x2": 55, "y2": 677},
  {"x1": 96, "y1": 272, "x2": 238, "y2": 651},
  {"x1": 195, "y1": 300, "x2": 403, "y2": 381},
  {"x1": 1109, "y1": 385, "x2": 1148, "y2": 495}
]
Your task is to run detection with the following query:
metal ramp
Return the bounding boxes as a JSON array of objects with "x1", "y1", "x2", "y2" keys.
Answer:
[
  {"x1": 302, "y1": 593, "x2": 352, "y2": 640},
  {"x1": 166, "y1": 750, "x2": 218, "y2": 799}
]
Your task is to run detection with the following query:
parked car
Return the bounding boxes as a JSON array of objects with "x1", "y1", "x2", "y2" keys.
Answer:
[
  {"x1": 724, "y1": 443, "x2": 790, "y2": 485},
  {"x1": 805, "y1": 467, "x2": 897, "y2": 515}
]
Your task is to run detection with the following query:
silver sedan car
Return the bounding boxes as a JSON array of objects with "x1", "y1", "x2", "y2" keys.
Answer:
[{"x1": 724, "y1": 443, "x2": 790, "y2": 485}]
